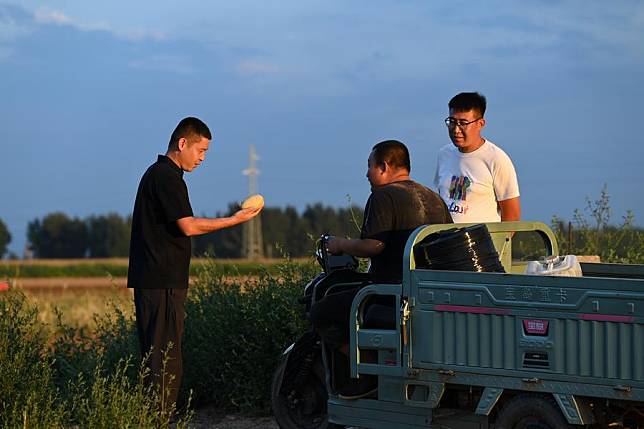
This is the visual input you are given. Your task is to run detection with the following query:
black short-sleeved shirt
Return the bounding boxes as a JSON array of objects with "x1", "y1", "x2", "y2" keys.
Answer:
[
  {"x1": 127, "y1": 155, "x2": 194, "y2": 289},
  {"x1": 361, "y1": 180, "x2": 452, "y2": 283}
]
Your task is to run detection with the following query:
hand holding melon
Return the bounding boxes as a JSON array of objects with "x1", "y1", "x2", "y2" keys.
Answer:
[
  {"x1": 234, "y1": 194, "x2": 264, "y2": 222},
  {"x1": 241, "y1": 194, "x2": 265, "y2": 210}
]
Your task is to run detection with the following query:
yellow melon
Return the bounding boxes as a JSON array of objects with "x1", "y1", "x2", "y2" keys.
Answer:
[{"x1": 241, "y1": 194, "x2": 265, "y2": 210}]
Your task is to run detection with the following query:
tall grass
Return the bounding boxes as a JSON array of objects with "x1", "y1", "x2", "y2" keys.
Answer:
[
  {"x1": 0, "y1": 292, "x2": 67, "y2": 428},
  {"x1": 182, "y1": 259, "x2": 316, "y2": 410},
  {"x1": 0, "y1": 290, "x2": 192, "y2": 428}
]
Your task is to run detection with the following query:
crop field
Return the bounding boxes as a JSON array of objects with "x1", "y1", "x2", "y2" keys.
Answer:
[
  {"x1": 0, "y1": 257, "x2": 309, "y2": 278},
  {"x1": 22, "y1": 285, "x2": 133, "y2": 331},
  {"x1": 16, "y1": 278, "x2": 271, "y2": 332},
  {"x1": 0, "y1": 257, "x2": 312, "y2": 331}
]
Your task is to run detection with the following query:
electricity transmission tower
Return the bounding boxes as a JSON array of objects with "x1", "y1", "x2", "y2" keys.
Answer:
[{"x1": 242, "y1": 145, "x2": 264, "y2": 260}]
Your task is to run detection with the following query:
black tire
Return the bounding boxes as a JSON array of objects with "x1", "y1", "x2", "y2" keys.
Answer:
[
  {"x1": 494, "y1": 394, "x2": 575, "y2": 429},
  {"x1": 271, "y1": 354, "x2": 341, "y2": 429}
]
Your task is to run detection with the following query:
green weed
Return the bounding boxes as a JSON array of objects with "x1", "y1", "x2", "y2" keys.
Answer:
[
  {"x1": 0, "y1": 291, "x2": 68, "y2": 428},
  {"x1": 182, "y1": 258, "x2": 316, "y2": 411},
  {"x1": 0, "y1": 289, "x2": 192, "y2": 428},
  {"x1": 552, "y1": 185, "x2": 643, "y2": 263}
]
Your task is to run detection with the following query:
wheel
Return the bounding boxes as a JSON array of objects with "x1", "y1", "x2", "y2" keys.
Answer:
[
  {"x1": 271, "y1": 354, "x2": 341, "y2": 429},
  {"x1": 494, "y1": 394, "x2": 576, "y2": 429}
]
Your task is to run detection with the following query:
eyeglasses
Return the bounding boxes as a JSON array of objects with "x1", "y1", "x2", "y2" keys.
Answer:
[{"x1": 444, "y1": 117, "x2": 482, "y2": 129}]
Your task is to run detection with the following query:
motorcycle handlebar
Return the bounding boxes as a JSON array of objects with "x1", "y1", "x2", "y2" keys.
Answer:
[{"x1": 316, "y1": 234, "x2": 358, "y2": 274}]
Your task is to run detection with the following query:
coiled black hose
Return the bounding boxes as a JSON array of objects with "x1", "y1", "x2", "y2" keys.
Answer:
[{"x1": 414, "y1": 224, "x2": 505, "y2": 272}]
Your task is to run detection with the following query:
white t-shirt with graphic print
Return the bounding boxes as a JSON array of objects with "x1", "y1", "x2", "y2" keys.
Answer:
[{"x1": 433, "y1": 139, "x2": 519, "y2": 223}]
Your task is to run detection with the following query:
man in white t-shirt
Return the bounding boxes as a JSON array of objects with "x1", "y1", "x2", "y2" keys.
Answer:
[{"x1": 434, "y1": 92, "x2": 520, "y2": 222}]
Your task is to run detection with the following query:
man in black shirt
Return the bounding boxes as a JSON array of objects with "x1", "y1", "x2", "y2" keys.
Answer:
[
  {"x1": 327, "y1": 139, "x2": 451, "y2": 281},
  {"x1": 310, "y1": 140, "x2": 452, "y2": 398},
  {"x1": 127, "y1": 117, "x2": 262, "y2": 408}
]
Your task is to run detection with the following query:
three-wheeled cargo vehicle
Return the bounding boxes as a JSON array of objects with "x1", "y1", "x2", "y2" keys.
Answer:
[{"x1": 273, "y1": 222, "x2": 644, "y2": 429}]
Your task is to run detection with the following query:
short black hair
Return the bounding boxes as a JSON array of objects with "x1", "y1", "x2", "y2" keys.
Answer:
[
  {"x1": 168, "y1": 117, "x2": 212, "y2": 149},
  {"x1": 448, "y1": 92, "x2": 487, "y2": 117},
  {"x1": 371, "y1": 140, "x2": 411, "y2": 172}
]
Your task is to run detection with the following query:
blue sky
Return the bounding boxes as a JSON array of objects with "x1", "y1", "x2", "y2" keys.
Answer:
[{"x1": 1, "y1": 1, "x2": 643, "y2": 256}]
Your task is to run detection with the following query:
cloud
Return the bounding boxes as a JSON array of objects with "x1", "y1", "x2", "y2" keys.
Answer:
[
  {"x1": 34, "y1": 8, "x2": 72, "y2": 25},
  {"x1": 129, "y1": 55, "x2": 195, "y2": 75},
  {"x1": 0, "y1": 4, "x2": 33, "y2": 62},
  {"x1": 33, "y1": 6, "x2": 166, "y2": 41},
  {"x1": 117, "y1": 28, "x2": 166, "y2": 42},
  {"x1": 0, "y1": 4, "x2": 32, "y2": 41}
]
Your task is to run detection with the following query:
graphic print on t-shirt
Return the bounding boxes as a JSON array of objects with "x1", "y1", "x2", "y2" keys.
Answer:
[{"x1": 448, "y1": 175, "x2": 471, "y2": 201}]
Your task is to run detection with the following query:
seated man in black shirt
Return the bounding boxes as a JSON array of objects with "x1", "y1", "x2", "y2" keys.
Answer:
[{"x1": 310, "y1": 139, "x2": 452, "y2": 399}]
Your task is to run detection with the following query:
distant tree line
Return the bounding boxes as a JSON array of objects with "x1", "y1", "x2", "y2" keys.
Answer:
[
  {"x1": 16, "y1": 203, "x2": 364, "y2": 259},
  {"x1": 27, "y1": 212, "x2": 132, "y2": 258},
  {"x1": 193, "y1": 203, "x2": 364, "y2": 258}
]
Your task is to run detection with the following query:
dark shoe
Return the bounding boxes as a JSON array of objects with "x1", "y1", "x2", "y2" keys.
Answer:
[{"x1": 337, "y1": 375, "x2": 377, "y2": 400}]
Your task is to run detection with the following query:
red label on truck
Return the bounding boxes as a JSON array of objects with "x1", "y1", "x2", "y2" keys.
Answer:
[{"x1": 523, "y1": 319, "x2": 549, "y2": 335}]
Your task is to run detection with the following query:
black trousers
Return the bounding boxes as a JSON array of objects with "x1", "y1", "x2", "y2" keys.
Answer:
[
  {"x1": 134, "y1": 288, "x2": 187, "y2": 408},
  {"x1": 310, "y1": 287, "x2": 396, "y2": 350},
  {"x1": 309, "y1": 288, "x2": 358, "y2": 349}
]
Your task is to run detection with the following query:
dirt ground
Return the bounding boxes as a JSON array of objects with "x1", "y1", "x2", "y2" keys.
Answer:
[{"x1": 189, "y1": 406, "x2": 278, "y2": 429}]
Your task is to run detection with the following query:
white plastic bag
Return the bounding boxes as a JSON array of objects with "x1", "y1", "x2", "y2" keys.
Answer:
[{"x1": 524, "y1": 255, "x2": 582, "y2": 277}]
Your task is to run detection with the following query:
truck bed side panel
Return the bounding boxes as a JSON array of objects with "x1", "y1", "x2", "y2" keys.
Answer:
[{"x1": 410, "y1": 269, "x2": 644, "y2": 388}]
